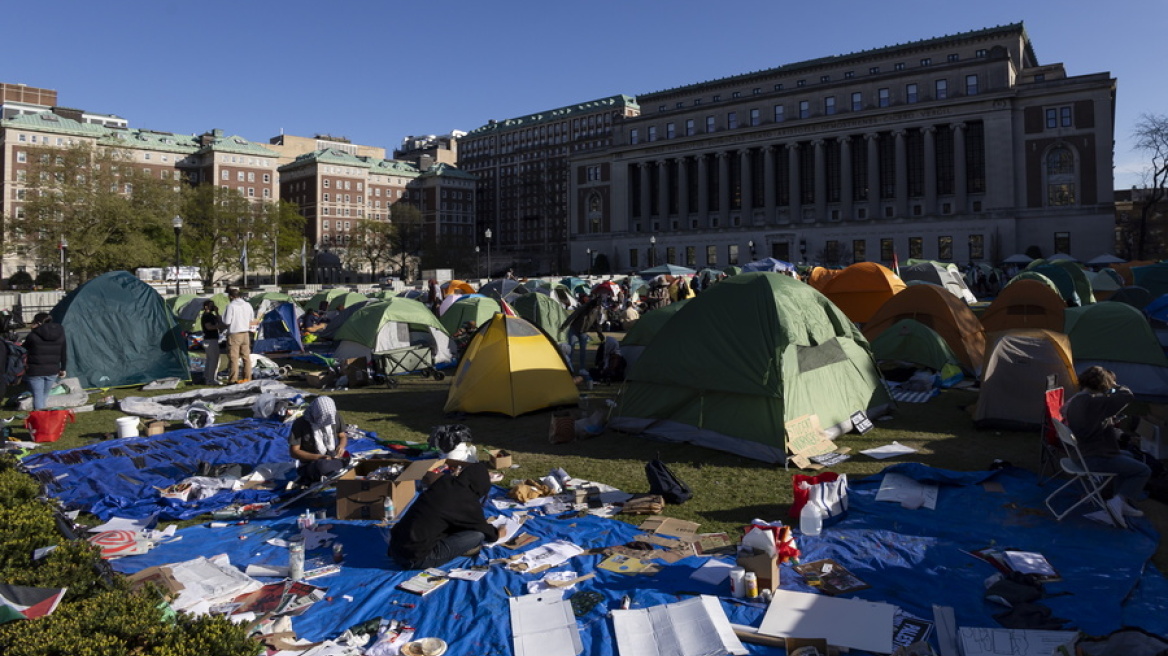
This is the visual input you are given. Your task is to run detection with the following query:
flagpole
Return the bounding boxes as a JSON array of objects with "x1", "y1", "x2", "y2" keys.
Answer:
[{"x1": 301, "y1": 240, "x2": 307, "y2": 285}]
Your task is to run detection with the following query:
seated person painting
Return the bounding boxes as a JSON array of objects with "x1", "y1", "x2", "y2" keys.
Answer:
[
  {"x1": 289, "y1": 396, "x2": 349, "y2": 485},
  {"x1": 388, "y1": 462, "x2": 505, "y2": 569},
  {"x1": 1062, "y1": 366, "x2": 1151, "y2": 524}
]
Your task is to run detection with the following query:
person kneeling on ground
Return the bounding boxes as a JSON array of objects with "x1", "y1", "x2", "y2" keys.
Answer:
[
  {"x1": 289, "y1": 396, "x2": 349, "y2": 485},
  {"x1": 1062, "y1": 365, "x2": 1151, "y2": 524},
  {"x1": 388, "y1": 462, "x2": 505, "y2": 570}
]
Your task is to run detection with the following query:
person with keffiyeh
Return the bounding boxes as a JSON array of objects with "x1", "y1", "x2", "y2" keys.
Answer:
[{"x1": 289, "y1": 396, "x2": 349, "y2": 484}]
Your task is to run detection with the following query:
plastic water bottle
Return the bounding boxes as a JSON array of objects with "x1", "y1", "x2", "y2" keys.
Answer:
[
  {"x1": 800, "y1": 502, "x2": 823, "y2": 537},
  {"x1": 383, "y1": 495, "x2": 396, "y2": 523}
]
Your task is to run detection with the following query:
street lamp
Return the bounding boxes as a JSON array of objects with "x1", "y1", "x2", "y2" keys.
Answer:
[
  {"x1": 172, "y1": 215, "x2": 183, "y2": 296},
  {"x1": 474, "y1": 245, "x2": 480, "y2": 279},
  {"x1": 485, "y1": 228, "x2": 492, "y2": 280},
  {"x1": 58, "y1": 236, "x2": 68, "y2": 291},
  {"x1": 649, "y1": 235, "x2": 657, "y2": 267},
  {"x1": 748, "y1": 240, "x2": 756, "y2": 261},
  {"x1": 586, "y1": 248, "x2": 593, "y2": 276}
]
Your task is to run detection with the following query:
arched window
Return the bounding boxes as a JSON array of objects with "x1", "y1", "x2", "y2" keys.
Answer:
[
  {"x1": 587, "y1": 192, "x2": 603, "y2": 234},
  {"x1": 1045, "y1": 145, "x2": 1077, "y2": 206}
]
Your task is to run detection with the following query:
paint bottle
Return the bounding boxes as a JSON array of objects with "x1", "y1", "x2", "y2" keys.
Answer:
[
  {"x1": 729, "y1": 567, "x2": 747, "y2": 599},
  {"x1": 288, "y1": 536, "x2": 305, "y2": 581},
  {"x1": 744, "y1": 571, "x2": 759, "y2": 599}
]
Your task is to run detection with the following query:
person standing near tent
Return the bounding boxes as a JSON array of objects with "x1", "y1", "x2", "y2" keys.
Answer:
[
  {"x1": 560, "y1": 295, "x2": 602, "y2": 374},
  {"x1": 23, "y1": 312, "x2": 66, "y2": 410},
  {"x1": 289, "y1": 396, "x2": 349, "y2": 485},
  {"x1": 428, "y1": 278, "x2": 443, "y2": 315},
  {"x1": 1062, "y1": 366, "x2": 1150, "y2": 522},
  {"x1": 222, "y1": 288, "x2": 255, "y2": 383},
  {"x1": 200, "y1": 300, "x2": 225, "y2": 385},
  {"x1": 388, "y1": 462, "x2": 504, "y2": 570}
]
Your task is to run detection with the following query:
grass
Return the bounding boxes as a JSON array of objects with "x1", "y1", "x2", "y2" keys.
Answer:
[{"x1": 18, "y1": 342, "x2": 1166, "y2": 570}]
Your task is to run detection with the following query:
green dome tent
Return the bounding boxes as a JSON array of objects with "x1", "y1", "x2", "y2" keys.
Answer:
[
  {"x1": 612, "y1": 272, "x2": 890, "y2": 462},
  {"x1": 620, "y1": 300, "x2": 691, "y2": 371},
  {"x1": 51, "y1": 271, "x2": 190, "y2": 388},
  {"x1": 512, "y1": 292, "x2": 570, "y2": 344},
  {"x1": 869, "y1": 318, "x2": 961, "y2": 372},
  {"x1": 1064, "y1": 302, "x2": 1168, "y2": 399},
  {"x1": 305, "y1": 288, "x2": 351, "y2": 312},
  {"x1": 248, "y1": 291, "x2": 295, "y2": 310},
  {"x1": 330, "y1": 298, "x2": 453, "y2": 364},
  {"x1": 439, "y1": 296, "x2": 502, "y2": 336}
]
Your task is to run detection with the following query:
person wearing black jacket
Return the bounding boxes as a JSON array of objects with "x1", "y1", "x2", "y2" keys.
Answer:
[
  {"x1": 23, "y1": 312, "x2": 67, "y2": 410},
  {"x1": 388, "y1": 463, "x2": 504, "y2": 569}
]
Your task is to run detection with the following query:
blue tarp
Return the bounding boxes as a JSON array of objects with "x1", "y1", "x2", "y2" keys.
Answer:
[
  {"x1": 107, "y1": 463, "x2": 1168, "y2": 653},
  {"x1": 22, "y1": 419, "x2": 381, "y2": 521}
]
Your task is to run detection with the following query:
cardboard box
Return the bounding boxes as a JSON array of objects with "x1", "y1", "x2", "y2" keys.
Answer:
[
  {"x1": 488, "y1": 449, "x2": 513, "y2": 470},
  {"x1": 737, "y1": 548, "x2": 780, "y2": 592},
  {"x1": 335, "y1": 458, "x2": 443, "y2": 520},
  {"x1": 342, "y1": 357, "x2": 370, "y2": 388},
  {"x1": 146, "y1": 420, "x2": 167, "y2": 436},
  {"x1": 304, "y1": 371, "x2": 334, "y2": 388}
]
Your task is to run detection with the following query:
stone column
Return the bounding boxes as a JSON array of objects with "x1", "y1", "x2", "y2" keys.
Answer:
[
  {"x1": 763, "y1": 145, "x2": 777, "y2": 223},
  {"x1": 678, "y1": 156, "x2": 690, "y2": 221},
  {"x1": 813, "y1": 139, "x2": 826, "y2": 222},
  {"x1": 697, "y1": 154, "x2": 710, "y2": 226},
  {"x1": 740, "y1": 148, "x2": 753, "y2": 220},
  {"x1": 923, "y1": 126, "x2": 937, "y2": 217},
  {"x1": 639, "y1": 161, "x2": 652, "y2": 224},
  {"x1": 865, "y1": 133, "x2": 881, "y2": 220},
  {"x1": 953, "y1": 122, "x2": 967, "y2": 214},
  {"x1": 788, "y1": 142, "x2": 801, "y2": 222},
  {"x1": 894, "y1": 129, "x2": 908, "y2": 218},
  {"x1": 840, "y1": 136, "x2": 853, "y2": 221},
  {"x1": 718, "y1": 151, "x2": 731, "y2": 220},
  {"x1": 657, "y1": 159, "x2": 670, "y2": 223}
]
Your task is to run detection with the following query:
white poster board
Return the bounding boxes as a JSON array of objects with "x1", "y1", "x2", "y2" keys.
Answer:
[{"x1": 757, "y1": 589, "x2": 896, "y2": 654}]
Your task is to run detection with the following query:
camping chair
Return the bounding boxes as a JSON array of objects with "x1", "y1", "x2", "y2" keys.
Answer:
[
  {"x1": 1038, "y1": 385, "x2": 1065, "y2": 485},
  {"x1": 1044, "y1": 419, "x2": 1124, "y2": 527}
]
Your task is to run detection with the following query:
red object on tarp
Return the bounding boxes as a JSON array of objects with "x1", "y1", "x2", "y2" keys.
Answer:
[
  {"x1": 25, "y1": 409, "x2": 75, "y2": 443},
  {"x1": 789, "y1": 472, "x2": 844, "y2": 519}
]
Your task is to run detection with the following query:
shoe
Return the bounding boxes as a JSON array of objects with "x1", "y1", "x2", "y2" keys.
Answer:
[
  {"x1": 461, "y1": 545, "x2": 482, "y2": 558},
  {"x1": 1105, "y1": 496, "x2": 1130, "y2": 527},
  {"x1": 1121, "y1": 497, "x2": 1145, "y2": 517}
]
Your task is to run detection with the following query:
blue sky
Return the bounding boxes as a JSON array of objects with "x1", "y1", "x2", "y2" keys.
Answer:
[{"x1": 5, "y1": 0, "x2": 1164, "y2": 187}]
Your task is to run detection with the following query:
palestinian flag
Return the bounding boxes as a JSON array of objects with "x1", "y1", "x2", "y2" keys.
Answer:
[
  {"x1": 499, "y1": 297, "x2": 518, "y2": 317},
  {"x1": 0, "y1": 583, "x2": 66, "y2": 622}
]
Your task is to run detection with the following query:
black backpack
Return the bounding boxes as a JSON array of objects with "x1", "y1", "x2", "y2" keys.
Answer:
[
  {"x1": 645, "y1": 458, "x2": 693, "y2": 504},
  {"x1": 3, "y1": 340, "x2": 27, "y2": 386}
]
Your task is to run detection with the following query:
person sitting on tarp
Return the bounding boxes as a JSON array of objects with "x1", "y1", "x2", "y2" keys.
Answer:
[
  {"x1": 288, "y1": 396, "x2": 349, "y2": 485},
  {"x1": 1062, "y1": 366, "x2": 1151, "y2": 524},
  {"x1": 388, "y1": 462, "x2": 505, "y2": 569}
]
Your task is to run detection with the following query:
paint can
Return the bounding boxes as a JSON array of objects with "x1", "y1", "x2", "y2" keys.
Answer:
[
  {"x1": 729, "y1": 567, "x2": 747, "y2": 598},
  {"x1": 116, "y1": 417, "x2": 140, "y2": 439}
]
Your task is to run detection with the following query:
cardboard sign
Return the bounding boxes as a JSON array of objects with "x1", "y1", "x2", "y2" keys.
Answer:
[
  {"x1": 785, "y1": 415, "x2": 841, "y2": 469},
  {"x1": 850, "y1": 410, "x2": 874, "y2": 434}
]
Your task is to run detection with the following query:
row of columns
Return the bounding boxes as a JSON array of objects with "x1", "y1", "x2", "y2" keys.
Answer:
[{"x1": 632, "y1": 123, "x2": 969, "y2": 225}]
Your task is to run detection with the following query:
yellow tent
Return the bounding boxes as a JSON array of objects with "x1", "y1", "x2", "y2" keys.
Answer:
[{"x1": 443, "y1": 314, "x2": 579, "y2": 417}]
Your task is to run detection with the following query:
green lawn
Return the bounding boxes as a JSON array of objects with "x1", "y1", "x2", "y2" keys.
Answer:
[{"x1": 18, "y1": 346, "x2": 1165, "y2": 569}]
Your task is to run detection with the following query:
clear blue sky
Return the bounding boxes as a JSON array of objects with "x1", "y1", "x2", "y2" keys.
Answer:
[{"x1": 5, "y1": 0, "x2": 1164, "y2": 188}]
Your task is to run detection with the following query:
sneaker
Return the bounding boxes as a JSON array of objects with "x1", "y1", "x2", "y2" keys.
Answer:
[
  {"x1": 1121, "y1": 497, "x2": 1145, "y2": 517},
  {"x1": 1106, "y1": 496, "x2": 1130, "y2": 527}
]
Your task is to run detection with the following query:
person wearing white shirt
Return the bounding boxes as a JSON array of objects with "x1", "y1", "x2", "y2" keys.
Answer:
[{"x1": 222, "y1": 288, "x2": 256, "y2": 383}]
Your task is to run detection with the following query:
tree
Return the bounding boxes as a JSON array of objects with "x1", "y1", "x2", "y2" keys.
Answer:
[
  {"x1": 1127, "y1": 113, "x2": 1168, "y2": 261},
  {"x1": 9, "y1": 142, "x2": 177, "y2": 282},
  {"x1": 389, "y1": 204, "x2": 425, "y2": 281},
  {"x1": 247, "y1": 200, "x2": 307, "y2": 285},
  {"x1": 180, "y1": 185, "x2": 257, "y2": 287},
  {"x1": 351, "y1": 219, "x2": 395, "y2": 280},
  {"x1": 8, "y1": 271, "x2": 32, "y2": 290},
  {"x1": 34, "y1": 270, "x2": 60, "y2": 289}
]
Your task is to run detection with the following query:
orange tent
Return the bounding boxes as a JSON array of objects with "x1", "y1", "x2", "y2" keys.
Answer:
[
  {"x1": 807, "y1": 266, "x2": 843, "y2": 289},
  {"x1": 815, "y1": 262, "x2": 906, "y2": 324},
  {"x1": 442, "y1": 279, "x2": 477, "y2": 296},
  {"x1": 979, "y1": 279, "x2": 1066, "y2": 334},
  {"x1": 863, "y1": 283, "x2": 986, "y2": 374}
]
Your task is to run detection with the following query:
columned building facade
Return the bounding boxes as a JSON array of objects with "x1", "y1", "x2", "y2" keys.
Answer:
[{"x1": 570, "y1": 24, "x2": 1115, "y2": 274}]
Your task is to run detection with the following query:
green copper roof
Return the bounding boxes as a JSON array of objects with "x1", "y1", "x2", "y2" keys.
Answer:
[
  {"x1": 2, "y1": 112, "x2": 111, "y2": 138},
  {"x1": 466, "y1": 94, "x2": 638, "y2": 136},
  {"x1": 196, "y1": 132, "x2": 279, "y2": 157},
  {"x1": 99, "y1": 129, "x2": 201, "y2": 153},
  {"x1": 278, "y1": 148, "x2": 424, "y2": 178},
  {"x1": 421, "y1": 162, "x2": 475, "y2": 180},
  {"x1": 639, "y1": 23, "x2": 1033, "y2": 99}
]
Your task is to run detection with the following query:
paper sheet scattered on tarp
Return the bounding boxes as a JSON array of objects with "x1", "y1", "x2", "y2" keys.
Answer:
[
  {"x1": 611, "y1": 595, "x2": 747, "y2": 656},
  {"x1": 510, "y1": 590, "x2": 582, "y2": 656},
  {"x1": 877, "y1": 472, "x2": 939, "y2": 510},
  {"x1": 957, "y1": 627, "x2": 1078, "y2": 656}
]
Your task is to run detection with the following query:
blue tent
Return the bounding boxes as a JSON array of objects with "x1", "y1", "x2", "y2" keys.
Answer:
[
  {"x1": 740, "y1": 257, "x2": 797, "y2": 273},
  {"x1": 51, "y1": 271, "x2": 190, "y2": 388},
  {"x1": 253, "y1": 302, "x2": 304, "y2": 353}
]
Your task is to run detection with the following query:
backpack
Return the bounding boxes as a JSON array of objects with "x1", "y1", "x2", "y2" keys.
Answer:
[
  {"x1": 645, "y1": 458, "x2": 693, "y2": 504},
  {"x1": 3, "y1": 340, "x2": 27, "y2": 386}
]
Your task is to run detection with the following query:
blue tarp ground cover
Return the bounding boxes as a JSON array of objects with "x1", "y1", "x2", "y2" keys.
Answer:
[
  {"x1": 106, "y1": 463, "x2": 1168, "y2": 654},
  {"x1": 21, "y1": 419, "x2": 382, "y2": 521}
]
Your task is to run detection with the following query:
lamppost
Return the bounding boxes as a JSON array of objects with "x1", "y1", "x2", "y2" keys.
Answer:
[
  {"x1": 475, "y1": 246, "x2": 480, "y2": 279},
  {"x1": 485, "y1": 228, "x2": 493, "y2": 280},
  {"x1": 748, "y1": 239, "x2": 756, "y2": 262},
  {"x1": 172, "y1": 215, "x2": 183, "y2": 296},
  {"x1": 586, "y1": 248, "x2": 593, "y2": 276},
  {"x1": 649, "y1": 235, "x2": 657, "y2": 267},
  {"x1": 59, "y1": 236, "x2": 67, "y2": 290}
]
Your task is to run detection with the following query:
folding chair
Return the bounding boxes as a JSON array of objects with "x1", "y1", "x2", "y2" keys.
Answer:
[
  {"x1": 1038, "y1": 385, "x2": 1065, "y2": 485},
  {"x1": 1044, "y1": 419, "x2": 1124, "y2": 527}
]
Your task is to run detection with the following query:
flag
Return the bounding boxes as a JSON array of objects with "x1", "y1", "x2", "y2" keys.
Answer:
[
  {"x1": 239, "y1": 242, "x2": 249, "y2": 271},
  {"x1": 892, "y1": 249, "x2": 901, "y2": 277},
  {"x1": 0, "y1": 583, "x2": 67, "y2": 622},
  {"x1": 499, "y1": 298, "x2": 518, "y2": 317}
]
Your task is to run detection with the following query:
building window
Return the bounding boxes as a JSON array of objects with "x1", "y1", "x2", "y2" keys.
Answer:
[
  {"x1": 851, "y1": 92, "x2": 862, "y2": 111},
  {"x1": 263, "y1": 173, "x2": 271, "y2": 183},
  {"x1": 947, "y1": 53, "x2": 960, "y2": 62},
  {"x1": 732, "y1": 91, "x2": 741, "y2": 99},
  {"x1": 647, "y1": 126, "x2": 657, "y2": 142},
  {"x1": 1034, "y1": 74, "x2": 1045, "y2": 82},
  {"x1": 706, "y1": 116, "x2": 715, "y2": 133},
  {"x1": 799, "y1": 100, "x2": 809, "y2": 119},
  {"x1": 676, "y1": 102, "x2": 684, "y2": 109},
  {"x1": 1061, "y1": 106, "x2": 1073, "y2": 127},
  {"x1": 825, "y1": 240, "x2": 840, "y2": 264},
  {"x1": 666, "y1": 122, "x2": 675, "y2": 138},
  {"x1": 894, "y1": 63, "x2": 905, "y2": 71},
  {"x1": 844, "y1": 71, "x2": 854, "y2": 79},
  {"x1": 966, "y1": 74, "x2": 979, "y2": 95},
  {"x1": 686, "y1": 246, "x2": 697, "y2": 267},
  {"x1": 658, "y1": 104, "x2": 666, "y2": 112},
  {"x1": 853, "y1": 239, "x2": 866, "y2": 262},
  {"x1": 824, "y1": 96, "x2": 836, "y2": 115},
  {"x1": 906, "y1": 83, "x2": 918, "y2": 103},
  {"x1": 728, "y1": 244, "x2": 740, "y2": 265},
  {"x1": 1054, "y1": 231, "x2": 1071, "y2": 254},
  {"x1": 629, "y1": 249, "x2": 639, "y2": 268},
  {"x1": 324, "y1": 193, "x2": 330, "y2": 201},
  {"x1": 685, "y1": 118, "x2": 695, "y2": 136},
  {"x1": 869, "y1": 66, "x2": 880, "y2": 74},
  {"x1": 938, "y1": 236, "x2": 953, "y2": 260},
  {"x1": 694, "y1": 98, "x2": 701, "y2": 106},
  {"x1": 820, "y1": 75, "x2": 830, "y2": 83},
  {"x1": 935, "y1": 79, "x2": 948, "y2": 100},
  {"x1": 878, "y1": 88, "x2": 890, "y2": 107},
  {"x1": 727, "y1": 112, "x2": 738, "y2": 129},
  {"x1": 909, "y1": 236, "x2": 923, "y2": 259},
  {"x1": 630, "y1": 129, "x2": 639, "y2": 144},
  {"x1": 706, "y1": 245, "x2": 717, "y2": 267},
  {"x1": 752, "y1": 88, "x2": 761, "y2": 95},
  {"x1": 712, "y1": 94, "x2": 721, "y2": 102},
  {"x1": 1045, "y1": 108, "x2": 1058, "y2": 129},
  {"x1": 881, "y1": 238, "x2": 894, "y2": 262},
  {"x1": 774, "y1": 83, "x2": 783, "y2": 91},
  {"x1": 969, "y1": 234, "x2": 985, "y2": 260},
  {"x1": 1046, "y1": 145, "x2": 1077, "y2": 206},
  {"x1": 324, "y1": 179, "x2": 330, "y2": 188},
  {"x1": 975, "y1": 49, "x2": 988, "y2": 58},
  {"x1": 774, "y1": 105, "x2": 785, "y2": 123},
  {"x1": 750, "y1": 108, "x2": 760, "y2": 126},
  {"x1": 920, "y1": 58, "x2": 932, "y2": 67},
  {"x1": 796, "y1": 80, "x2": 806, "y2": 88}
]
